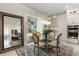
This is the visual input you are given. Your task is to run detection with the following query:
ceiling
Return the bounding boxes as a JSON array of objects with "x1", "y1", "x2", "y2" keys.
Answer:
[{"x1": 22, "y1": 3, "x2": 79, "y2": 16}]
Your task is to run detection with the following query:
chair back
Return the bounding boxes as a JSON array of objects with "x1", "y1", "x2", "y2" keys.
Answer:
[
  {"x1": 56, "y1": 33, "x2": 62, "y2": 46},
  {"x1": 32, "y1": 32, "x2": 40, "y2": 44},
  {"x1": 49, "y1": 32, "x2": 55, "y2": 40},
  {"x1": 36, "y1": 32, "x2": 41, "y2": 38}
]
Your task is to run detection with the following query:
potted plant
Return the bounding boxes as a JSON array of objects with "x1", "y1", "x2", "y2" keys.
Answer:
[{"x1": 43, "y1": 29, "x2": 52, "y2": 41}]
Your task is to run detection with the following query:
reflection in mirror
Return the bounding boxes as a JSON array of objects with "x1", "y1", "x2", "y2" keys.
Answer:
[{"x1": 4, "y1": 16, "x2": 21, "y2": 49}]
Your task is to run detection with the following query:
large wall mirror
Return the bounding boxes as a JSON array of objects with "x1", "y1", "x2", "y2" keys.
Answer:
[
  {"x1": 0, "y1": 12, "x2": 24, "y2": 52},
  {"x1": 4, "y1": 16, "x2": 22, "y2": 49}
]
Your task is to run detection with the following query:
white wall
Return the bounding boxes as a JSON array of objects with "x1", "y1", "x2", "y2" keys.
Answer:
[
  {"x1": 50, "y1": 14, "x2": 67, "y2": 42},
  {"x1": 57, "y1": 14, "x2": 67, "y2": 41},
  {"x1": 0, "y1": 3, "x2": 47, "y2": 46}
]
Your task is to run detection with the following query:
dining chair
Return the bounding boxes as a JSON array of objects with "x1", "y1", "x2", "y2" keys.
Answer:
[
  {"x1": 48, "y1": 33, "x2": 62, "y2": 56},
  {"x1": 32, "y1": 32, "x2": 45, "y2": 55},
  {"x1": 48, "y1": 32, "x2": 55, "y2": 41}
]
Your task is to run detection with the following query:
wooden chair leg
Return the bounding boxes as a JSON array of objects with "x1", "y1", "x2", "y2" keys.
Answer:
[
  {"x1": 59, "y1": 47, "x2": 60, "y2": 52},
  {"x1": 38, "y1": 47, "x2": 39, "y2": 55},
  {"x1": 57, "y1": 48, "x2": 59, "y2": 56},
  {"x1": 34, "y1": 46, "x2": 35, "y2": 55}
]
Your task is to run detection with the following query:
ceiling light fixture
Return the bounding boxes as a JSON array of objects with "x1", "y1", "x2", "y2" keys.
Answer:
[
  {"x1": 53, "y1": 15, "x2": 57, "y2": 19},
  {"x1": 48, "y1": 16, "x2": 51, "y2": 20}
]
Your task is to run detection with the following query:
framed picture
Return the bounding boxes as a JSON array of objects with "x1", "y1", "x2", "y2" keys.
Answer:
[{"x1": 27, "y1": 16, "x2": 37, "y2": 33}]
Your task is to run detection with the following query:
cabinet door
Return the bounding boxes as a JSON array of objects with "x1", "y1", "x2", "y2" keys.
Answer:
[{"x1": 67, "y1": 14, "x2": 79, "y2": 25}]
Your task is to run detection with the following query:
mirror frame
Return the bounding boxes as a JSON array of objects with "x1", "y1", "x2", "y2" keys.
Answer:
[{"x1": 1, "y1": 12, "x2": 24, "y2": 52}]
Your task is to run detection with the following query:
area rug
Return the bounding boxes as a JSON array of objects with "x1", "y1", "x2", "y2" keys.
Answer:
[{"x1": 15, "y1": 44, "x2": 73, "y2": 56}]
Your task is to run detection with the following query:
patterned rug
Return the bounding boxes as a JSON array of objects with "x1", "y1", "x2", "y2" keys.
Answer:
[{"x1": 15, "y1": 44, "x2": 73, "y2": 56}]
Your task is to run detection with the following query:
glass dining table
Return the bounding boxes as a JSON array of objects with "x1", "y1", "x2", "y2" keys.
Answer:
[{"x1": 40, "y1": 31, "x2": 56, "y2": 51}]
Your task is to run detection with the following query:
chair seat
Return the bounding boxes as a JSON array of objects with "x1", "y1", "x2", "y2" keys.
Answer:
[
  {"x1": 48, "y1": 40, "x2": 57, "y2": 46},
  {"x1": 35, "y1": 41, "x2": 45, "y2": 47}
]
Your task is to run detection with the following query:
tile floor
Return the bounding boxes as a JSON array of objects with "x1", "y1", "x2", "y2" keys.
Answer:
[
  {"x1": 1, "y1": 41, "x2": 79, "y2": 56},
  {"x1": 62, "y1": 41, "x2": 79, "y2": 56}
]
